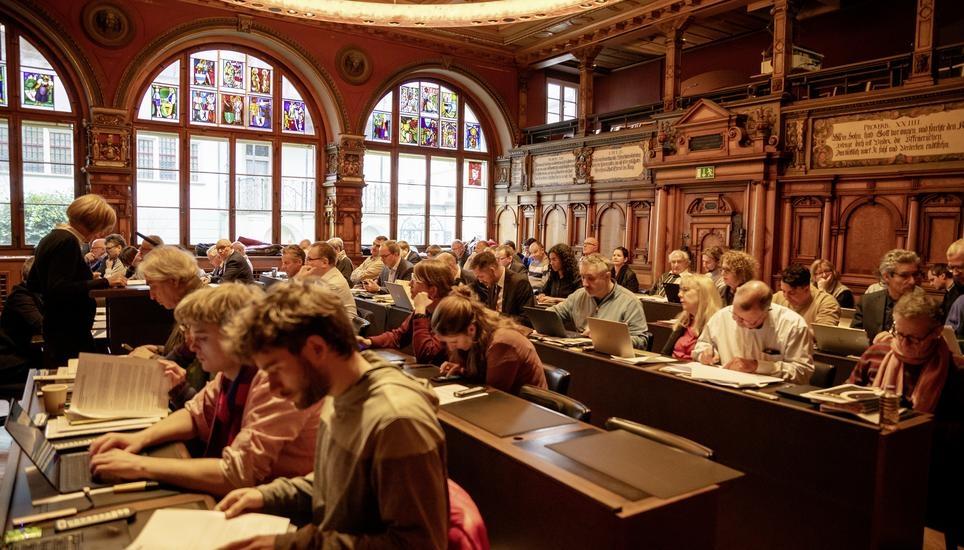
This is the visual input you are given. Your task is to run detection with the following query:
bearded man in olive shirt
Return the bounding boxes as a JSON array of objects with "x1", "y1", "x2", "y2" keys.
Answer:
[{"x1": 218, "y1": 280, "x2": 448, "y2": 550}]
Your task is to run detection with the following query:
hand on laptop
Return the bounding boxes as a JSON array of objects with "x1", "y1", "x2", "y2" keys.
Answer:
[
  {"x1": 216, "y1": 487, "x2": 265, "y2": 518},
  {"x1": 90, "y1": 431, "x2": 147, "y2": 456},
  {"x1": 89, "y1": 448, "x2": 147, "y2": 482},
  {"x1": 724, "y1": 357, "x2": 758, "y2": 373},
  {"x1": 412, "y1": 291, "x2": 431, "y2": 314}
]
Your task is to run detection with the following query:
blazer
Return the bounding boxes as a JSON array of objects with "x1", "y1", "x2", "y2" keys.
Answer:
[
  {"x1": 378, "y1": 258, "x2": 414, "y2": 287},
  {"x1": 506, "y1": 257, "x2": 527, "y2": 276},
  {"x1": 335, "y1": 255, "x2": 354, "y2": 282},
  {"x1": 221, "y1": 251, "x2": 255, "y2": 283},
  {"x1": 455, "y1": 268, "x2": 477, "y2": 288},
  {"x1": 406, "y1": 250, "x2": 422, "y2": 265},
  {"x1": 852, "y1": 290, "x2": 893, "y2": 342},
  {"x1": 474, "y1": 269, "x2": 534, "y2": 318},
  {"x1": 613, "y1": 265, "x2": 640, "y2": 293}
]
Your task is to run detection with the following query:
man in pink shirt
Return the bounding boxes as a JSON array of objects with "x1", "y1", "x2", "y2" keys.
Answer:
[{"x1": 89, "y1": 283, "x2": 319, "y2": 496}]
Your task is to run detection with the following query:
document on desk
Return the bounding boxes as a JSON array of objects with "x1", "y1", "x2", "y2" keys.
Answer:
[
  {"x1": 433, "y1": 384, "x2": 488, "y2": 406},
  {"x1": 659, "y1": 362, "x2": 784, "y2": 388},
  {"x1": 128, "y1": 509, "x2": 290, "y2": 550},
  {"x1": 610, "y1": 353, "x2": 677, "y2": 365},
  {"x1": 68, "y1": 353, "x2": 169, "y2": 420},
  {"x1": 35, "y1": 359, "x2": 79, "y2": 381}
]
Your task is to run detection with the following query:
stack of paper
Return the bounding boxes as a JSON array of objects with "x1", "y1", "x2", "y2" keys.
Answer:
[
  {"x1": 659, "y1": 362, "x2": 784, "y2": 388},
  {"x1": 128, "y1": 509, "x2": 290, "y2": 550},
  {"x1": 433, "y1": 384, "x2": 488, "y2": 406},
  {"x1": 35, "y1": 359, "x2": 79, "y2": 382}
]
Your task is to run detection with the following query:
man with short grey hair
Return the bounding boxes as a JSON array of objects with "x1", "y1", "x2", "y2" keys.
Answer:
[
  {"x1": 853, "y1": 249, "x2": 921, "y2": 342},
  {"x1": 327, "y1": 237, "x2": 353, "y2": 282},
  {"x1": 548, "y1": 254, "x2": 651, "y2": 350}
]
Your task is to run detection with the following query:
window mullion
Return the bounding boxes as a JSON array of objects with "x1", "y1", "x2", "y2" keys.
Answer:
[{"x1": 229, "y1": 136, "x2": 236, "y2": 240}]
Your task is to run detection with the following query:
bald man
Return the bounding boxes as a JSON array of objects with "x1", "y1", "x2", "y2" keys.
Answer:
[{"x1": 692, "y1": 281, "x2": 814, "y2": 384}]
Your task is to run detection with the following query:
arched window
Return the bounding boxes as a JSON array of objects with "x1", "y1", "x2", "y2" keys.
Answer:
[
  {"x1": 133, "y1": 47, "x2": 320, "y2": 245},
  {"x1": 363, "y1": 79, "x2": 491, "y2": 246},
  {"x1": 0, "y1": 23, "x2": 81, "y2": 247}
]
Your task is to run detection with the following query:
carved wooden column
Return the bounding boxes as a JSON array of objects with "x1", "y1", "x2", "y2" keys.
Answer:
[
  {"x1": 323, "y1": 134, "x2": 365, "y2": 256},
  {"x1": 780, "y1": 197, "x2": 792, "y2": 268},
  {"x1": 652, "y1": 186, "x2": 669, "y2": 276},
  {"x1": 661, "y1": 18, "x2": 689, "y2": 112},
  {"x1": 821, "y1": 197, "x2": 833, "y2": 259},
  {"x1": 906, "y1": 0, "x2": 936, "y2": 86},
  {"x1": 906, "y1": 195, "x2": 920, "y2": 250},
  {"x1": 84, "y1": 108, "x2": 133, "y2": 242},
  {"x1": 770, "y1": 0, "x2": 796, "y2": 97},
  {"x1": 518, "y1": 71, "x2": 530, "y2": 133},
  {"x1": 574, "y1": 46, "x2": 601, "y2": 136},
  {"x1": 749, "y1": 180, "x2": 767, "y2": 264}
]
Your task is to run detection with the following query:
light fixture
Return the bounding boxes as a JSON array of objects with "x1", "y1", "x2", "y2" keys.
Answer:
[{"x1": 213, "y1": 0, "x2": 617, "y2": 27}]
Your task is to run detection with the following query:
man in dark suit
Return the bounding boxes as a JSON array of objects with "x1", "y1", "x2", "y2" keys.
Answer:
[
  {"x1": 494, "y1": 244, "x2": 526, "y2": 276},
  {"x1": 853, "y1": 249, "x2": 920, "y2": 342},
  {"x1": 362, "y1": 240, "x2": 413, "y2": 293},
  {"x1": 215, "y1": 238, "x2": 254, "y2": 283},
  {"x1": 328, "y1": 237, "x2": 354, "y2": 282},
  {"x1": 450, "y1": 239, "x2": 468, "y2": 268},
  {"x1": 471, "y1": 250, "x2": 534, "y2": 319}
]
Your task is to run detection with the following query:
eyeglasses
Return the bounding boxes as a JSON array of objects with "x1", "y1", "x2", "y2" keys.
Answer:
[
  {"x1": 889, "y1": 327, "x2": 936, "y2": 346},
  {"x1": 305, "y1": 256, "x2": 323, "y2": 262}
]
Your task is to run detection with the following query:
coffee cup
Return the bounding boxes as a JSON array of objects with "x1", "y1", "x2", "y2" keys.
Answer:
[{"x1": 41, "y1": 384, "x2": 68, "y2": 416}]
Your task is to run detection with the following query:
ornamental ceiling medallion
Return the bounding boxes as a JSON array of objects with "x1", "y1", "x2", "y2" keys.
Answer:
[{"x1": 217, "y1": 0, "x2": 616, "y2": 27}]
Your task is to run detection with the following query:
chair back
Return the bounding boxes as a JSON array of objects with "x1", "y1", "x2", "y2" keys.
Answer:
[
  {"x1": 811, "y1": 361, "x2": 837, "y2": 388},
  {"x1": 542, "y1": 364, "x2": 571, "y2": 395},
  {"x1": 519, "y1": 385, "x2": 590, "y2": 422},
  {"x1": 447, "y1": 479, "x2": 490, "y2": 550},
  {"x1": 605, "y1": 417, "x2": 713, "y2": 459},
  {"x1": 354, "y1": 308, "x2": 375, "y2": 336}
]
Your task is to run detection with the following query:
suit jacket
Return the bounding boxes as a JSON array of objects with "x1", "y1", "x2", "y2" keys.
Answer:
[
  {"x1": 507, "y1": 257, "x2": 527, "y2": 276},
  {"x1": 221, "y1": 251, "x2": 254, "y2": 283},
  {"x1": 406, "y1": 250, "x2": 422, "y2": 265},
  {"x1": 474, "y1": 269, "x2": 534, "y2": 318},
  {"x1": 335, "y1": 255, "x2": 354, "y2": 282},
  {"x1": 455, "y1": 268, "x2": 477, "y2": 288},
  {"x1": 852, "y1": 290, "x2": 893, "y2": 342},
  {"x1": 613, "y1": 265, "x2": 640, "y2": 293},
  {"x1": 378, "y1": 258, "x2": 414, "y2": 288}
]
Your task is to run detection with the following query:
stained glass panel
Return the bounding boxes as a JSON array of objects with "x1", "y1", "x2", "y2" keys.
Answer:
[
  {"x1": 464, "y1": 105, "x2": 486, "y2": 152},
  {"x1": 191, "y1": 57, "x2": 216, "y2": 87},
  {"x1": 281, "y1": 77, "x2": 315, "y2": 135},
  {"x1": 399, "y1": 115, "x2": 418, "y2": 145},
  {"x1": 150, "y1": 84, "x2": 178, "y2": 121},
  {"x1": 282, "y1": 99, "x2": 306, "y2": 133},
  {"x1": 440, "y1": 89, "x2": 458, "y2": 119},
  {"x1": 249, "y1": 66, "x2": 271, "y2": 95},
  {"x1": 221, "y1": 59, "x2": 245, "y2": 90},
  {"x1": 190, "y1": 90, "x2": 217, "y2": 124},
  {"x1": 0, "y1": 65, "x2": 6, "y2": 107},
  {"x1": 399, "y1": 84, "x2": 419, "y2": 114},
  {"x1": 419, "y1": 117, "x2": 438, "y2": 148},
  {"x1": 440, "y1": 120, "x2": 457, "y2": 149},
  {"x1": 374, "y1": 91, "x2": 392, "y2": 112},
  {"x1": 368, "y1": 111, "x2": 391, "y2": 142},
  {"x1": 420, "y1": 83, "x2": 439, "y2": 115},
  {"x1": 220, "y1": 93, "x2": 244, "y2": 126},
  {"x1": 247, "y1": 96, "x2": 272, "y2": 129},
  {"x1": 19, "y1": 38, "x2": 71, "y2": 112}
]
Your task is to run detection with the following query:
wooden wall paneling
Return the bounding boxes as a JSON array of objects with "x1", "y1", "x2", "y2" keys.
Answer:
[
  {"x1": 919, "y1": 193, "x2": 963, "y2": 266},
  {"x1": 571, "y1": 203, "x2": 588, "y2": 246},
  {"x1": 629, "y1": 201, "x2": 652, "y2": 265},
  {"x1": 652, "y1": 187, "x2": 668, "y2": 276},
  {"x1": 840, "y1": 196, "x2": 903, "y2": 281},
  {"x1": 821, "y1": 197, "x2": 833, "y2": 263},
  {"x1": 520, "y1": 203, "x2": 537, "y2": 244},
  {"x1": 780, "y1": 198, "x2": 793, "y2": 271},
  {"x1": 597, "y1": 203, "x2": 626, "y2": 256},
  {"x1": 496, "y1": 206, "x2": 518, "y2": 245},
  {"x1": 789, "y1": 196, "x2": 824, "y2": 268},
  {"x1": 544, "y1": 205, "x2": 567, "y2": 249},
  {"x1": 683, "y1": 192, "x2": 735, "y2": 269}
]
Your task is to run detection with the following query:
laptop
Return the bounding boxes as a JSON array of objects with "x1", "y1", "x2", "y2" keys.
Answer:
[
  {"x1": 3, "y1": 400, "x2": 107, "y2": 493},
  {"x1": 586, "y1": 317, "x2": 647, "y2": 359},
  {"x1": 524, "y1": 307, "x2": 582, "y2": 338},
  {"x1": 385, "y1": 281, "x2": 414, "y2": 310},
  {"x1": 664, "y1": 283, "x2": 681, "y2": 304},
  {"x1": 812, "y1": 324, "x2": 870, "y2": 356}
]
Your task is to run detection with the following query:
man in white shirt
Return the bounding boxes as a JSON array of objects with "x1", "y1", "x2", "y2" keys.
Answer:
[
  {"x1": 693, "y1": 280, "x2": 814, "y2": 384},
  {"x1": 350, "y1": 236, "x2": 387, "y2": 286},
  {"x1": 300, "y1": 242, "x2": 357, "y2": 317},
  {"x1": 526, "y1": 240, "x2": 549, "y2": 292}
]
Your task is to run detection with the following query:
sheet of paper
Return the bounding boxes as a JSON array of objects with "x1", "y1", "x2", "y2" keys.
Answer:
[
  {"x1": 433, "y1": 384, "x2": 488, "y2": 406},
  {"x1": 68, "y1": 353, "x2": 168, "y2": 420},
  {"x1": 659, "y1": 362, "x2": 783, "y2": 388},
  {"x1": 126, "y1": 279, "x2": 147, "y2": 286},
  {"x1": 127, "y1": 509, "x2": 290, "y2": 550},
  {"x1": 45, "y1": 416, "x2": 161, "y2": 439},
  {"x1": 610, "y1": 354, "x2": 677, "y2": 365}
]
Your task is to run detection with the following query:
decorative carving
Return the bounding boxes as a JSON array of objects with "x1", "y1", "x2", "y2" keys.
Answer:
[
  {"x1": 237, "y1": 15, "x2": 253, "y2": 33},
  {"x1": 496, "y1": 164, "x2": 510, "y2": 186},
  {"x1": 784, "y1": 118, "x2": 807, "y2": 171},
  {"x1": 571, "y1": 203, "x2": 588, "y2": 213},
  {"x1": 336, "y1": 46, "x2": 373, "y2": 85},
  {"x1": 730, "y1": 213, "x2": 746, "y2": 251},
  {"x1": 792, "y1": 196, "x2": 823, "y2": 208},
  {"x1": 628, "y1": 200, "x2": 651, "y2": 210},
  {"x1": 325, "y1": 145, "x2": 339, "y2": 176},
  {"x1": 82, "y1": 1, "x2": 134, "y2": 48},
  {"x1": 338, "y1": 137, "x2": 365, "y2": 179},
  {"x1": 85, "y1": 108, "x2": 131, "y2": 169},
  {"x1": 574, "y1": 147, "x2": 594, "y2": 184},
  {"x1": 737, "y1": 105, "x2": 777, "y2": 143},
  {"x1": 687, "y1": 195, "x2": 733, "y2": 216},
  {"x1": 921, "y1": 193, "x2": 962, "y2": 206}
]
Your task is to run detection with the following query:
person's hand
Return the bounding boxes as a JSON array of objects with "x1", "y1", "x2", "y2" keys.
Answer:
[
  {"x1": 873, "y1": 331, "x2": 893, "y2": 345},
  {"x1": 159, "y1": 359, "x2": 186, "y2": 390},
  {"x1": 216, "y1": 488, "x2": 265, "y2": 519},
  {"x1": 439, "y1": 361, "x2": 464, "y2": 377},
  {"x1": 295, "y1": 265, "x2": 315, "y2": 279},
  {"x1": 90, "y1": 432, "x2": 146, "y2": 456},
  {"x1": 84, "y1": 252, "x2": 97, "y2": 263},
  {"x1": 698, "y1": 349, "x2": 720, "y2": 365},
  {"x1": 724, "y1": 357, "x2": 758, "y2": 372},
  {"x1": 89, "y1": 449, "x2": 147, "y2": 481},
  {"x1": 536, "y1": 294, "x2": 551, "y2": 304},
  {"x1": 580, "y1": 327, "x2": 592, "y2": 338},
  {"x1": 129, "y1": 344, "x2": 159, "y2": 359},
  {"x1": 91, "y1": 271, "x2": 102, "y2": 280},
  {"x1": 412, "y1": 291, "x2": 431, "y2": 315},
  {"x1": 362, "y1": 279, "x2": 380, "y2": 293},
  {"x1": 107, "y1": 274, "x2": 127, "y2": 288},
  {"x1": 356, "y1": 336, "x2": 372, "y2": 349},
  {"x1": 219, "y1": 535, "x2": 277, "y2": 550}
]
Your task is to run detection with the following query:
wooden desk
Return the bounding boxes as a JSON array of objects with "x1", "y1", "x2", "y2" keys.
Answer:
[
  {"x1": 353, "y1": 296, "x2": 409, "y2": 335},
  {"x1": 815, "y1": 350, "x2": 860, "y2": 385},
  {"x1": 89, "y1": 287, "x2": 173, "y2": 353},
  {"x1": 533, "y1": 342, "x2": 933, "y2": 550}
]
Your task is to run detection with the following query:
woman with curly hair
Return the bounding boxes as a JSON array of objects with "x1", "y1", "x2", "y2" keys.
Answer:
[
  {"x1": 537, "y1": 243, "x2": 581, "y2": 304},
  {"x1": 719, "y1": 250, "x2": 758, "y2": 306},
  {"x1": 432, "y1": 286, "x2": 547, "y2": 395}
]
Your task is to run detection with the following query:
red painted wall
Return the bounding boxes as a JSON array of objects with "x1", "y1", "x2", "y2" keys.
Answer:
[
  {"x1": 795, "y1": 0, "x2": 916, "y2": 68},
  {"x1": 594, "y1": 60, "x2": 662, "y2": 114}
]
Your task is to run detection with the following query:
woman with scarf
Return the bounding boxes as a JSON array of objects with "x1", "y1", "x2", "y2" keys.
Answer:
[
  {"x1": 848, "y1": 288, "x2": 964, "y2": 547},
  {"x1": 27, "y1": 194, "x2": 126, "y2": 366},
  {"x1": 359, "y1": 259, "x2": 452, "y2": 365},
  {"x1": 89, "y1": 283, "x2": 319, "y2": 496},
  {"x1": 432, "y1": 286, "x2": 547, "y2": 395}
]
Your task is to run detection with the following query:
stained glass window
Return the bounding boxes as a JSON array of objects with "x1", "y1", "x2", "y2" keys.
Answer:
[{"x1": 19, "y1": 38, "x2": 71, "y2": 113}]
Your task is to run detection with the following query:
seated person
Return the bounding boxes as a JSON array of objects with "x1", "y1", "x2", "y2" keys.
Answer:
[
  {"x1": 350, "y1": 236, "x2": 387, "y2": 286},
  {"x1": 848, "y1": 288, "x2": 964, "y2": 544},
  {"x1": 494, "y1": 244, "x2": 526, "y2": 275},
  {"x1": 0, "y1": 257, "x2": 43, "y2": 381},
  {"x1": 463, "y1": 239, "x2": 490, "y2": 273},
  {"x1": 128, "y1": 234, "x2": 163, "y2": 276},
  {"x1": 718, "y1": 250, "x2": 758, "y2": 306},
  {"x1": 89, "y1": 283, "x2": 320, "y2": 496},
  {"x1": 650, "y1": 249, "x2": 691, "y2": 297},
  {"x1": 702, "y1": 246, "x2": 725, "y2": 287},
  {"x1": 328, "y1": 237, "x2": 354, "y2": 282},
  {"x1": 450, "y1": 238, "x2": 469, "y2": 267},
  {"x1": 526, "y1": 240, "x2": 549, "y2": 292},
  {"x1": 470, "y1": 249, "x2": 534, "y2": 319},
  {"x1": 362, "y1": 240, "x2": 413, "y2": 293},
  {"x1": 943, "y1": 238, "x2": 964, "y2": 323},
  {"x1": 581, "y1": 236, "x2": 599, "y2": 257},
  {"x1": 537, "y1": 243, "x2": 581, "y2": 304},
  {"x1": 119, "y1": 245, "x2": 138, "y2": 275},
  {"x1": 97, "y1": 234, "x2": 128, "y2": 279},
  {"x1": 694, "y1": 281, "x2": 814, "y2": 384},
  {"x1": 810, "y1": 259, "x2": 854, "y2": 309},
  {"x1": 425, "y1": 244, "x2": 443, "y2": 259},
  {"x1": 549, "y1": 253, "x2": 651, "y2": 350},
  {"x1": 432, "y1": 287, "x2": 547, "y2": 395},
  {"x1": 299, "y1": 241, "x2": 357, "y2": 317},
  {"x1": 232, "y1": 241, "x2": 255, "y2": 273},
  {"x1": 927, "y1": 263, "x2": 954, "y2": 294},
  {"x1": 211, "y1": 239, "x2": 253, "y2": 284},
  {"x1": 360, "y1": 260, "x2": 451, "y2": 365},
  {"x1": 773, "y1": 264, "x2": 841, "y2": 328},
  {"x1": 399, "y1": 240, "x2": 421, "y2": 265},
  {"x1": 206, "y1": 245, "x2": 223, "y2": 281},
  {"x1": 661, "y1": 274, "x2": 721, "y2": 361},
  {"x1": 853, "y1": 249, "x2": 921, "y2": 342},
  {"x1": 279, "y1": 244, "x2": 305, "y2": 279},
  {"x1": 298, "y1": 239, "x2": 311, "y2": 252},
  {"x1": 611, "y1": 246, "x2": 639, "y2": 293},
  {"x1": 84, "y1": 238, "x2": 106, "y2": 272},
  {"x1": 439, "y1": 251, "x2": 475, "y2": 286},
  {"x1": 216, "y1": 280, "x2": 448, "y2": 548}
]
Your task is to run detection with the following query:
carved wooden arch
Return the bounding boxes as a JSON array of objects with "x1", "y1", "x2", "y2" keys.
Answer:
[
  {"x1": 541, "y1": 203, "x2": 569, "y2": 248},
  {"x1": 791, "y1": 196, "x2": 825, "y2": 208},
  {"x1": 595, "y1": 202, "x2": 627, "y2": 254},
  {"x1": 920, "y1": 192, "x2": 963, "y2": 207},
  {"x1": 839, "y1": 195, "x2": 904, "y2": 230},
  {"x1": 495, "y1": 204, "x2": 519, "y2": 228},
  {"x1": 495, "y1": 205, "x2": 519, "y2": 244}
]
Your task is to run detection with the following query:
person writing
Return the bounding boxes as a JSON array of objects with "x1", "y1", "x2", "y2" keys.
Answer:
[
  {"x1": 611, "y1": 246, "x2": 639, "y2": 293},
  {"x1": 432, "y1": 287, "x2": 547, "y2": 395},
  {"x1": 89, "y1": 284, "x2": 320, "y2": 496},
  {"x1": 661, "y1": 274, "x2": 722, "y2": 360},
  {"x1": 537, "y1": 243, "x2": 581, "y2": 304}
]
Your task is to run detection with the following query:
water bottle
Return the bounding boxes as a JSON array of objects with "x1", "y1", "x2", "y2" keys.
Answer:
[
  {"x1": 879, "y1": 386, "x2": 900, "y2": 427},
  {"x1": 271, "y1": 267, "x2": 278, "y2": 278}
]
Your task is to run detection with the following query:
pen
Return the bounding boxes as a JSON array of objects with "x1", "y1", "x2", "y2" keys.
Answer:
[
  {"x1": 31, "y1": 481, "x2": 160, "y2": 506},
  {"x1": 121, "y1": 343, "x2": 134, "y2": 352},
  {"x1": 744, "y1": 389, "x2": 779, "y2": 401}
]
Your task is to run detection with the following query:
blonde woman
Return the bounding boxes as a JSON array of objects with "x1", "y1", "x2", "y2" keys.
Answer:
[
  {"x1": 431, "y1": 286, "x2": 547, "y2": 395},
  {"x1": 809, "y1": 259, "x2": 854, "y2": 308},
  {"x1": 660, "y1": 274, "x2": 722, "y2": 360}
]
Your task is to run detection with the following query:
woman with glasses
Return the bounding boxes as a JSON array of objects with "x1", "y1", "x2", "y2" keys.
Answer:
[
  {"x1": 661, "y1": 274, "x2": 722, "y2": 360},
  {"x1": 848, "y1": 288, "x2": 964, "y2": 546},
  {"x1": 809, "y1": 259, "x2": 854, "y2": 308},
  {"x1": 718, "y1": 250, "x2": 758, "y2": 306},
  {"x1": 537, "y1": 243, "x2": 581, "y2": 304},
  {"x1": 432, "y1": 286, "x2": 547, "y2": 395},
  {"x1": 359, "y1": 260, "x2": 452, "y2": 365},
  {"x1": 611, "y1": 246, "x2": 640, "y2": 293}
]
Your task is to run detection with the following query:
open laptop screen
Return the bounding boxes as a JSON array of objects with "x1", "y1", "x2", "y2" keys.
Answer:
[{"x1": 4, "y1": 400, "x2": 62, "y2": 488}]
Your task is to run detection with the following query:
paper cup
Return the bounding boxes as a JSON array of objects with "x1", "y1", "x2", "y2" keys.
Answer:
[{"x1": 41, "y1": 384, "x2": 68, "y2": 416}]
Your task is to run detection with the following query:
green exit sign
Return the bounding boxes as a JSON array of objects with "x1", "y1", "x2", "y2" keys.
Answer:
[{"x1": 696, "y1": 166, "x2": 715, "y2": 179}]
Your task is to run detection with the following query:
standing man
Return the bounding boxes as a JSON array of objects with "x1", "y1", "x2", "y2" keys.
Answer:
[
  {"x1": 853, "y1": 249, "x2": 920, "y2": 342},
  {"x1": 216, "y1": 280, "x2": 448, "y2": 549},
  {"x1": 327, "y1": 237, "x2": 354, "y2": 282},
  {"x1": 773, "y1": 264, "x2": 841, "y2": 328},
  {"x1": 350, "y1": 235, "x2": 387, "y2": 286},
  {"x1": 694, "y1": 281, "x2": 814, "y2": 384},
  {"x1": 471, "y1": 250, "x2": 534, "y2": 319}
]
